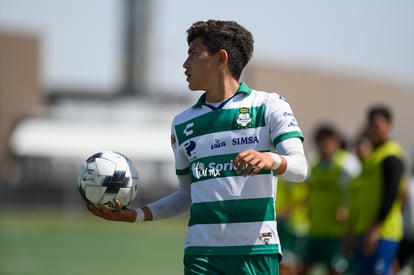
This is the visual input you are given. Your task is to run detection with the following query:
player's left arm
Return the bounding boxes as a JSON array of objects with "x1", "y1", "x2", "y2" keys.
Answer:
[
  {"x1": 137, "y1": 174, "x2": 192, "y2": 221},
  {"x1": 376, "y1": 156, "x2": 404, "y2": 223},
  {"x1": 275, "y1": 137, "x2": 308, "y2": 182},
  {"x1": 362, "y1": 156, "x2": 404, "y2": 255}
]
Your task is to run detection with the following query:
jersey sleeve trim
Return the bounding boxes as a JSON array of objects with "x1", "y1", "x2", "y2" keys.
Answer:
[
  {"x1": 176, "y1": 167, "x2": 190, "y2": 175},
  {"x1": 273, "y1": 131, "x2": 304, "y2": 147}
]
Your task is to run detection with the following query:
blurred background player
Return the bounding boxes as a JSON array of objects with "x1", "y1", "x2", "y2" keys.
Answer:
[
  {"x1": 343, "y1": 130, "x2": 373, "y2": 272},
  {"x1": 300, "y1": 125, "x2": 361, "y2": 275},
  {"x1": 354, "y1": 131, "x2": 374, "y2": 163},
  {"x1": 276, "y1": 178, "x2": 309, "y2": 275},
  {"x1": 347, "y1": 105, "x2": 406, "y2": 275}
]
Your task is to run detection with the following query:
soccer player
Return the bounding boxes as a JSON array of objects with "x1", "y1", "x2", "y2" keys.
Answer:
[
  {"x1": 87, "y1": 19, "x2": 308, "y2": 274},
  {"x1": 276, "y1": 178, "x2": 309, "y2": 275},
  {"x1": 348, "y1": 106, "x2": 406, "y2": 275},
  {"x1": 300, "y1": 125, "x2": 361, "y2": 275}
]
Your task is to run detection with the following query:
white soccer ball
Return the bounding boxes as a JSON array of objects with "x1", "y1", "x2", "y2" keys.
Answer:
[{"x1": 78, "y1": 151, "x2": 139, "y2": 210}]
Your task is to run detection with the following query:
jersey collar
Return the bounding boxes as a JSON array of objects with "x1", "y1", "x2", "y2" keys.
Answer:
[{"x1": 192, "y1": 82, "x2": 252, "y2": 108}]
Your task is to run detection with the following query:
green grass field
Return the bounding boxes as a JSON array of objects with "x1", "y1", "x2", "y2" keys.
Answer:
[
  {"x1": 4, "y1": 209, "x2": 412, "y2": 275},
  {"x1": 0, "y1": 208, "x2": 187, "y2": 275}
]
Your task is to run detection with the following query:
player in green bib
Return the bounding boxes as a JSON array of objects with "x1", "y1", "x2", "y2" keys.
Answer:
[
  {"x1": 87, "y1": 20, "x2": 308, "y2": 274},
  {"x1": 301, "y1": 126, "x2": 361, "y2": 275},
  {"x1": 347, "y1": 106, "x2": 406, "y2": 275}
]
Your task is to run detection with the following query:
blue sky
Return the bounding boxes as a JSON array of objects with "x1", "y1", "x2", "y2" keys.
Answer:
[{"x1": 1, "y1": 0, "x2": 413, "y2": 94}]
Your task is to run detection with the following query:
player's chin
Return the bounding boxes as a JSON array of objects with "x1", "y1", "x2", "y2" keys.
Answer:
[
  {"x1": 187, "y1": 84, "x2": 202, "y2": 91},
  {"x1": 186, "y1": 83, "x2": 195, "y2": 90},
  {"x1": 186, "y1": 80, "x2": 197, "y2": 90}
]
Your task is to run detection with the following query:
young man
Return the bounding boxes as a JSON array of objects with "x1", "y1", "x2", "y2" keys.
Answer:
[
  {"x1": 349, "y1": 106, "x2": 406, "y2": 275},
  {"x1": 88, "y1": 20, "x2": 308, "y2": 274},
  {"x1": 300, "y1": 125, "x2": 361, "y2": 275}
]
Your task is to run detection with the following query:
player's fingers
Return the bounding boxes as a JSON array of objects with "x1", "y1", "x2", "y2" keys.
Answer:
[
  {"x1": 233, "y1": 155, "x2": 244, "y2": 173},
  {"x1": 243, "y1": 165, "x2": 255, "y2": 177},
  {"x1": 96, "y1": 204, "x2": 116, "y2": 219},
  {"x1": 234, "y1": 151, "x2": 257, "y2": 173},
  {"x1": 113, "y1": 200, "x2": 122, "y2": 211},
  {"x1": 87, "y1": 203, "x2": 103, "y2": 217},
  {"x1": 233, "y1": 150, "x2": 252, "y2": 166},
  {"x1": 243, "y1": 157, "x2": 263, "y2": 176},
  {"x1": 249, "y1": 162, "x2": 265, "y2": 176}
]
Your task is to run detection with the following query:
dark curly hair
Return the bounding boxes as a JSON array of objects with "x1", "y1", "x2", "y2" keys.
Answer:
[
  {"x1": 313, "y1": 125, "x2": 338, "y2": 145},
  {"x1": 186, "y1": 20, "x2": 254, "y2": 80},
  {"x1": 368, "y1": 105, "x2": 393, "y2": 123}
]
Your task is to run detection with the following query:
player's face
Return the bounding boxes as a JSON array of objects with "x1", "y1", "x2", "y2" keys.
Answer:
[
  {"x1": 367, "y1": 114, "x2": 391, "y2": 146},
  {"x1": 355, "y1": 136, "x2": 372, "y2": 161},
  {"x1": 183, "y1": 38, "x2": 219, "y2": 91},
  {"x1": 318, "y1": 137, "x2": 340, "y2": 159}
]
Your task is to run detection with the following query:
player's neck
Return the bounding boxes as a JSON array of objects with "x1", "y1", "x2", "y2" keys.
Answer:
[{"x1": 205, "y1": 78, "x2": 240, "y2": 103}]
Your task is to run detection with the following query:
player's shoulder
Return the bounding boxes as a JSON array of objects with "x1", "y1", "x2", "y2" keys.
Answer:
[
  {"x1": 250, "y1": 88, "x2": 290, "y2": 105},
  {"x1": 172, "y1": 103, "x2": 206, "y2": 126},
  {"x1": 172, "y1": 106, "x2": 193, "y2": 125}
]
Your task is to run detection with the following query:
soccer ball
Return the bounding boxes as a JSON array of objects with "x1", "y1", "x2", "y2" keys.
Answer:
[{"x1": 78, "y1": 151, "x2": 139, "y2": 210}]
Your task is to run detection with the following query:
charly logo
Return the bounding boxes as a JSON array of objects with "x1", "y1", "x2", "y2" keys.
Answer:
[
  {"x1": 183, "y1": 122, "x2": 194, "y2": 136},
  {"x1": 235, "y1": 107, "x2": 253, "y2": 129}
]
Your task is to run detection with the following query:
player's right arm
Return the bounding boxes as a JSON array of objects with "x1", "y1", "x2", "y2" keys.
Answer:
[
  {"x1": 87, "y1": 174, "x2": 192, "y2": 222},
  {"x1": 87, "y1": 201, "x2": 137, "y2": 222},
  {"x1": 132, "y1": 120, "x2": 192, "y2": 221},
  {"x1": 135, "y1": 174, "x2": 192, "y2": 221}
]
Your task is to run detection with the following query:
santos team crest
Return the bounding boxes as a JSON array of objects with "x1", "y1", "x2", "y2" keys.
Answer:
[{"x1": 234, "y1": 107, "x2": 253, "y2": 129}]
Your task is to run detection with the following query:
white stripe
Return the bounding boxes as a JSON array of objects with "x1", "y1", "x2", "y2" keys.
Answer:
[
  {"x1": 191, "y1": 175, "x2": 277, "y2": 203},
  {"x1": 184, "y1": 221, "x2": 280, "y2": 248},
  {"x1": 196, "y1": 127, "x2": 272, "y2": 158}
]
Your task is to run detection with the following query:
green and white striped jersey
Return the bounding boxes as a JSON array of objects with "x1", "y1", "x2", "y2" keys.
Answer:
[{"x1": 170, "y1": 82, "x2": 304, "y2": 256}]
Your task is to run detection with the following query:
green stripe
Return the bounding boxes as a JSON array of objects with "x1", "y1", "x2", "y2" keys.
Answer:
[
  {"x1": 184, "y1": 244, "x2": 280, "y2": 256},
  {"x1": 176, "y1": 167, "x2": 190, "y2": 175},
  {"x1": 188, "y1": 198, "x2": 275, "y2": 226},
  {"x1": 190, "y1": 152, "x2": 271, "y2": 183},
  {"x1": 175, "y1": 105, "x2": 266, "y2": 145},
  {"x1": 272, "y1": 131, "x2": 304, "y2": 147}
]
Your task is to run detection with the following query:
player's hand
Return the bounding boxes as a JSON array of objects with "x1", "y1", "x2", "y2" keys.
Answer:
[
  {"x1": 87, "y1": 200, "x2": 137, "y2": 222},
  {"x1": 233, "y1": 149, "x2": 274, "y2": 176},
  {"x1": 362, "y1": 225, "x2": 380, "y2": 256},
  {"x1": 335, "y1": 205, "x2": 349, "y2": 223}
]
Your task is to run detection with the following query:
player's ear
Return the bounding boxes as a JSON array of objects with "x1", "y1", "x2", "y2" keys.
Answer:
[{"x1": 217, "y1": 49, "x2": 228, "y2": 65}]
